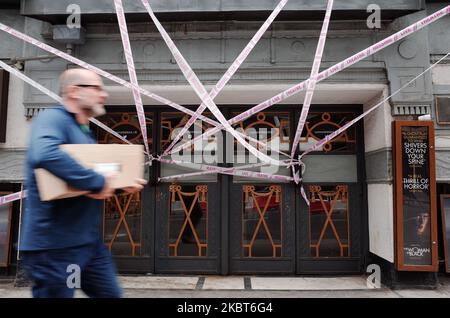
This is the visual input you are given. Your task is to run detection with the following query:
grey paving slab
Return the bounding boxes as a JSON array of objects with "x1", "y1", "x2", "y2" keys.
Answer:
[
  {"x1": 0, "y1": 286, "x2": 403, "y2": 298},
  {"x1": 119, "y1": 276, "x2": 199, "y2": 290},
  {"x1": 203, "y1": 276, "x2": 245, "y2": 290},
  {"x1": 122, "y1": 289, "x2": 400, "y2": 298},
  {"x1": 0, "y1": 287, "x2": 31, "y2": 298},
  {"x1": 0, "y1": 286, "x2": 87, "y2": 298},
  {"x1": 251, "y1": 276, "x2": 370, "y2": 290},
  {"x1": 1, "y1": 275, "x2": 450, "y2": 298},
  {"x1": 393, "y1": 289, "x2": 450, "y2": 298}
]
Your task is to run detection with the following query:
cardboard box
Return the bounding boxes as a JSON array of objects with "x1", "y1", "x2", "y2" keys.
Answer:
[{"x1": 35, "y1": 144, "x2": 144, "y2": 201}]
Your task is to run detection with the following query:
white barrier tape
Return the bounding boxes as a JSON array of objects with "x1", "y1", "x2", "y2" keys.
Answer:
[
  {"x1": 0, "y1": 62, "x2": 146, "y2": 208},
  {"x1": 0, "y1": 159, "x2": 292, "y2": 206},
  {"x1": 161, "y1": 0, "x2": 289, "y2": 156},
  {"x1": 0, "y1": 21, "x2": 282, "y2": 159},
  {"x1": 297, "y1": 161, "x2": 309, "y2": 205},
  {"x1": 89, "y1": 117, "x2": 137, "y2": 148},
  {"x1": 0, "y1": 58, "x2": 291, "y2": 189},
  {"x1": 300, "y1": 50, "x2": 450, "y2": 159},
  {"x1": 114, "y1": 0, "x2": 151, "y2": 159},
  {"x1": 291, "y1": 0, "x2": 333, "y2": 183},
  {"x1": 173, "y1": 5, "x2": 450, "y2": 154},
  {"x1": 1, "y1": 26, "x2": 277, "y2": 162},
  {"x1": 141, "y1": 0, "x2": 283, "y2": 167},
  {"x1": 0, "y1": 60, "x2": 138, "y2": 150},
  {"x1": 300, "y1": 185, "x2": 309, "y2": 206},
  {"x1": 159, "y1": 157, "x2": 301, "y2": 180},
  {"x1": 1, "y1": 4, "x2": 446, "y2": 206},
  {"x1": 0, "y1": 60, "x2": 62, "y2": 103},
  {"x1": 0, "y1": 190, "x2": 27, "y2": 207},
  {"x1": 158, "y1": 158, "x2": 293, "y2": 182},
  {"x1": 167, "y1": 124, "x2": 295, "y2": 162},
  {"x1": 0, "y1": 25, "x2": 289, "y2": 203},
  {"x1": 16, "y1": 183, "x2": 24, "y2": 259}
]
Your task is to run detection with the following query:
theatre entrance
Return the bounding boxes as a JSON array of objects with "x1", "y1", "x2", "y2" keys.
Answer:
[{"x1": 95, "y1": 105, "x2": 368, "y2": 275}]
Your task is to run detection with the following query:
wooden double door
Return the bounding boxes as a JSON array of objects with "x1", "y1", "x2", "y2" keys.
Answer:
[
  {"x1": 98, "y1": 105, "x2": 368, "y2": 274},
  {"x1": 153, "y1": 181, "x2": 296, "y2": 274}
]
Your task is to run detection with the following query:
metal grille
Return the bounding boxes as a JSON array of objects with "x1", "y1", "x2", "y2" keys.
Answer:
[
  {"x1": 168, "y1": 184, "x2": 208, "y2": 257},
  {"x1": 242, "y1": 185, "x2": 282, "y2": 258},
  {"x1": 309, "y1": 185, "x2": 350, "y2": 258}
]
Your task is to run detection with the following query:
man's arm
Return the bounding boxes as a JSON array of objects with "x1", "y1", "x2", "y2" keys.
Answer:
[{"x1": 29, "y1": 114, "x2": 105, "y2": 192}]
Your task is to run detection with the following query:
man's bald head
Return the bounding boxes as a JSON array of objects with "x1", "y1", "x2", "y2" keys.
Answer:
[
  {"x1": 59, "y1": 68, "x2": 108, "y2": 118},
  {"x1": 59, "y1": 68, "x2": 102, "y2": 97}
]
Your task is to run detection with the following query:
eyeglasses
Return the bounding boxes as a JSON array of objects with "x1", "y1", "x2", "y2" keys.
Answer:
[{"x1": 75, "y1": 84, "x2": 104, "y2": 91}]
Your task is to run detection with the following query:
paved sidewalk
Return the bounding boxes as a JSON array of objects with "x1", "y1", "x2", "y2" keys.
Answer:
[{"x1": 1, "y1": 275, "x2": 450, "y2": 298}]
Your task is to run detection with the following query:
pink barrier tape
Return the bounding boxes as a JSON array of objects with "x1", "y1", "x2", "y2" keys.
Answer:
[
  {"x1": 89, "y1": 117, "x2": 137, "y2": 148},
  {"x1": 291, "y1": 0, "x2": 333, "y2": 160},
  {"x1": 114, "y1": 0, "x2": 151, "y2": 159},
  {"x1": 158, "y1": 157, "x2": 300, "y2": 180},
  {"x1": 0, "y1": 23, "x2": 229, "y2": 133},
  {"x1": 16, "y1": 183, "x2": 24, "y2": 259},
  {"x1": 161, "y1": 0, "x2": 289, "y2": 156},
  {"x1": 0, "y1": 25, "x2": 289, "y2": 206},
  {"x1": 300, "y1": 186, "x2": 309, "y2": 206},
  {"x1": 158, "y1": 158, "x2": 293, "y2": 182},
  {"x1": 290, "y1": 0, "x2": 333, "y2": 203},
  {"x1": 172, "y1": 5, "x2": 450, "y2": 155},
  {"x1": 0, "y1": 21, "x2": 281, "y2": 158},
  {"x1": 0, "y1": 60, "x2": 137, "y2": 150},
  {"x1": 300, "y1": 50, "x2": 450, "y2": 159},
  {"x1": 0, "y1": 61, "x2": 293, "y2": 191},
  {"x1": 0, "y1": 190, "x2": 27, "y2": 207},
  {"x1": 291, "y1": 0, "x2": 333, "y2": 185},
  {"x1": 167, "y1": 124, "x2": 295, "y2": 161},
  {"x1": 141, "y1": 0, "x2": 283, "y2": 167},
  {"x1": 0, "y1": 61, "x2": 63, "y2": 103},
  {"x1": 1, "y1": 4, "x2": 447, "y2": 206}
]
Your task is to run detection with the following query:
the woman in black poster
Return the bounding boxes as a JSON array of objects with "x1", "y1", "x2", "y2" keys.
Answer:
[{"x1": 403, "y1": 193, "x2": 431, "y2": 265}]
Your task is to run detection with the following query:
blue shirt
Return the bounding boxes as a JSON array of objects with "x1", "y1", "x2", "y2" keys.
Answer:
[{"x1": 20, "y1": 106, "x2": 106, "y2": 251}]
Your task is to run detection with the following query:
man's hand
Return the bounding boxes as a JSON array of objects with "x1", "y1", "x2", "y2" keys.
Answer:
[
  {"x1": 122, "y1": 178, "x2": 147, "y2": 194},
  {"x1": 86, "y1": 174, "x2": 116, "y2": 200}
]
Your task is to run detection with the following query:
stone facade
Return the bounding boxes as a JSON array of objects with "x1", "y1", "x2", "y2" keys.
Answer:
[{"x1": 0, "y1": 1, "x2": 449, "y2": 281}]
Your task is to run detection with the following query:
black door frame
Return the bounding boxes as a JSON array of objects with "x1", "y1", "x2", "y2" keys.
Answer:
[
  {"x1": 154, "y1": 182, "x2": 221, "y2": 274},
  {"x1": 152, "y1": 106, "x2": 223, "y2": 274},
  {"x1": 225, "y1": 105, "x2": 298, "y2": 274},
  {"x1": 229, "y1": 182, "x2": 296, "y2": 274},
  {"x1": 103, "y1": 104, "x2": 368, "y2": 275},
  {"x1": 295, "y1": 105, "x2": 369, "y2": 274},
  {"x1": 97, "y1": 106, "x2": 155, "y2": 273}
]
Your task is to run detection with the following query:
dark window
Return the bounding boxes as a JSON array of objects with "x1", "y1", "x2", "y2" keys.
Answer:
[
  {"x1": 436, "y1": 97, "x2": 450, "y2": 125},
  {"x1": 168, "y1": 184, "x2": 208, "y2": 257},
  {"x1": 0, "y1": 192, "x2": 13, "y2": 266},
  {"x1": 300, "y1": 112, "x2": 357, "y2": 154},
  {"x1": 242, "y1": 185, "x2": 282, "y2": 258},
  {"x1": 309, "y1": 185, "x2": 350, "y2": 258},
  {"x1": 94, "y1": 112, "x2": 153, "y2": 257},
  {"x1": 0, "y1": 71, "x2": 10, "y2": 143}
]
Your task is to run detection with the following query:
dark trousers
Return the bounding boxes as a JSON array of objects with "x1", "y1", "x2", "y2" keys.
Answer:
[{"x1": 21, "y1": 240, "x2": 122, "y2": 298}]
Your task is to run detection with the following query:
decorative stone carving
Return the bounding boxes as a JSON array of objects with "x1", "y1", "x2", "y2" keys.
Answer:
[
  {"x1": 143, "y1": 43, "x2": 156, "y2": 56},
  {"x1": 398, "y1": 40, "x2": 418, "y2": 60},
  {"x1": 291, "y1": 40, "x2": 305, "y2": 54}
]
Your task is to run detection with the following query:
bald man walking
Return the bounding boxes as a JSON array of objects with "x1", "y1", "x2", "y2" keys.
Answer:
[{"x1": 20, "y1": 69, "x2": 146, "y2": 298}]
